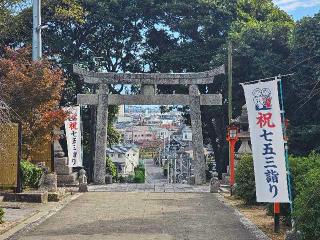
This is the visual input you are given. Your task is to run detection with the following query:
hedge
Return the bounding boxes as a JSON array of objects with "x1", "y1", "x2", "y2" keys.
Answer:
[{"x1": 20, "y1": 160, "x2": 43, "y2": 189}]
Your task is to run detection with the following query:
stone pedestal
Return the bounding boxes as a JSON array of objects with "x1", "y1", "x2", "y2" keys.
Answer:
[
  {"x1": 39, "y1": 172, "x2": 58, "y2": 192},
  {"x1": 48, "y1": 188, "x2": 66, "y2": 202},
  {"x1": 78, "y1": 169, "x2": 88, "y2": 192},
  {"x1": 54, "y1": 140, "x2": 78, "y2": 187},
  {"x1": 285, "y1": 230, "x2": 302, "y2": 240},
  {"x1": 188, "y1": 176, "x2": 195, "y2": 185},
  {"x1": 105, "y1": 175, "x2": 113, "y2": 184},
  {"x1": 221, "y1": 173, "x2": 230, "y2": 185},
  {"x1": 142, "y1": 84, "x2": 156, "y2": 95},
  {"x1": 210, "y1": 177, "x2": 220, "y2": 193}
]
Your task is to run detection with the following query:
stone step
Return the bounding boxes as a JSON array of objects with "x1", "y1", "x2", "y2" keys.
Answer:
[
  {"x1": 219, "y1": 186, "x2": 231, "y2": 193},
  {"x1": 3, "y1": 191, "x2": 48, "y2": 203}
]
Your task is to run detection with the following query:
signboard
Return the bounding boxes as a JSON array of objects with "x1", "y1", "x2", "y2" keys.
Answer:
[
  {"x1": 0, "y1": 124, "x2": 18, "y2": 187},
  {"x1": 242, "y1": 80, "x2": 289, "y2": 203},
  {"x1": 64, "y1": 106, "x2": 82, "y2": 167}
]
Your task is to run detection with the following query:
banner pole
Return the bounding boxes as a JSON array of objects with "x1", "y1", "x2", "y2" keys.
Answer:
[
  {"x1": 277, "y1": 76, "x2": 294, "y2": 228},
  {"x1": 274, "y1": 202, "x2": 280, "y2": 233}
]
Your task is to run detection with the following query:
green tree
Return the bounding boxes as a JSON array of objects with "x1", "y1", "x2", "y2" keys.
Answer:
[
  {"x1": 3, "y1": 0, "x2": 319, "y2": 174},
  {"x1": 207, "y1": 0, "x2": 293, "y2": 174},
  {"x1": 285, "y1": 13, "x2": 320, "y2": 155}
]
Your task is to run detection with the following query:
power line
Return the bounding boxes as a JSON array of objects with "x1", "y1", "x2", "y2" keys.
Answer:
[
  {"x1": 240, "y1": 73, "x2": 295, "y2": 85},
  {"x1": 295, "y1": 88, "x2": 320, "y2": 113}
]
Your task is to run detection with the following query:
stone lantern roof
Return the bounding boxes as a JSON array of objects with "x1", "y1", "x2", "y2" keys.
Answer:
[{"x1": 239, "y1": 105, "x2": 248, "y2": 127}]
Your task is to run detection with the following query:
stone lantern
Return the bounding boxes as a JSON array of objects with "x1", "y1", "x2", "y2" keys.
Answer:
[{"x1": 236, "y1": 105, "x2": 252, "y2": 164}]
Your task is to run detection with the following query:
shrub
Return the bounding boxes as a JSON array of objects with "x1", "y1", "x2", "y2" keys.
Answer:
[
  {"x1": 293, "y1": 169, "x2": 320, "y2": 240},
  {"x1": 235, "y1": 154, "x2": 256, "y2": 205},
  {"x1": 106, "y1": 156, "x2": 117, "y2": 179},
  {"x1": 267, "y1": 152, "x2": 320, "y2": 226},
  {"x1": 289, "y1": 152, "x2": 320, "y2": 198},
  {"x1": 117, "y1": 174, "x2": 134, "y2": 183},
  {"x1": 134, "y1": 166, "x2": 145, "y2": 183},
  {"x1": 163, "y1": 168, "x2": 168, "y2": 177},
  {"x1": 20, "y1": 160, "x2": 43, "y2": 189},
  {"x1": 0, "y1": 208, "x2": 4, "y2": 224},
  {"x1": 118, "y1": 175, "x2": 125, "y2": 183},
  {"x1": 126, "y1": 174, "x2": 134, "y2": 183}
]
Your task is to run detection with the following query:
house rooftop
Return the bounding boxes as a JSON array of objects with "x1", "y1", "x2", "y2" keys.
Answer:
[{"x1": 106, "y1": 143, "x2": 139, "y2": 154}]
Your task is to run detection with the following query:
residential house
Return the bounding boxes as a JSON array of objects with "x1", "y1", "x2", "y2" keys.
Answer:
[{"x1": 106, "y1": 144, "x2": 140, "y2": 175}]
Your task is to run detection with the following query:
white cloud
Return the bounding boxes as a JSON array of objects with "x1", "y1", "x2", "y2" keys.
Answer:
[{"x1": 274, "y1": 0, "x2": 320, "y2": 11}]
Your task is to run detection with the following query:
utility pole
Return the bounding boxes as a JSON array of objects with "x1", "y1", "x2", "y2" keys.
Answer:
[
  {"x1": 179, "y1": 155, "x2": 182, "y2": 183},
  {"x1": 187, "y1": 157, "x2": 190, "y2": 180},
  {"x1": 174, "y1": 157, "x2": 177, "y2": 183},
  {"x1": 170, "y1": 158, "x2": 173, "y2": 183},
  {"x1": 228, "y1": 41, "x2": 233, "y2": 124},
  {"x1": 32, "y1": 0, "x2": 42, "y2": 60},
  {"x1": 227, "y1": 41, "x2": 233, "y2": 187},
  {"x1": 167, "y1": 158, "x2": 170, "y2": 183}
]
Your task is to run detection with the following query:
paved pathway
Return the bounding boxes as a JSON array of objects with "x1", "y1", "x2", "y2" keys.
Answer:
[
  {"x1": 88, "y1": 159, "x2": 209, "y2": 193},
  {"x1": 144, "y1": 159, "x2": 167, "y2": 184},
  {"x1": 13, "y1": 192, "x2": 259, "y2": 240},
  {"x1": 88, "y1": 183, "x2": 209, "y2": 193}
]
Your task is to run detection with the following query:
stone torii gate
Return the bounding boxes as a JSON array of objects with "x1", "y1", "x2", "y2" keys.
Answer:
[{"x1": 74, "y1": 65, "x2": 225, "y2": 185}]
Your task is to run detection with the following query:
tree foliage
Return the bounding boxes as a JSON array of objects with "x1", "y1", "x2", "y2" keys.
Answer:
[
  {"x1": 285, "y1": 13, "x2": 320, "y2": 155},
  {"x1": 0, "y1": 47, "x2": 66, "y2": 156},
  {"x1": 0, "y1": 0, "x2": 319, "y2": 167}
]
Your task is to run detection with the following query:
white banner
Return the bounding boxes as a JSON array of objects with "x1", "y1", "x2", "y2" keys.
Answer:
[
  {"x1": 242, "y1": 80, "x2": 289, "y2": 203},
  {"x1": 64, "y1": 106, "x2": 82, "y2": 167}
]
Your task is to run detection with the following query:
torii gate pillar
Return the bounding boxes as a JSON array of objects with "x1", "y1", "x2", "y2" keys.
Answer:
[
  {"x1": 189, "y1": 85, "x2": 206, "y2": 184},
  {"x1": 94, "y1": 84, "x2": 109, "y2": 184}
]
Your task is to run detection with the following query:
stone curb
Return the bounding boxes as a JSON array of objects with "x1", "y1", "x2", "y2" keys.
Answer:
[
  {"x1": 0, "y1": 193, "x2": 82, "y2": 240},
  {"x1": 216, "y1": 194, "x2": 270, "y2": 240}
]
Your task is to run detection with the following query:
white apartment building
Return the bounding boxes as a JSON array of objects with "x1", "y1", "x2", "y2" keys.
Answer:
[
  {"x1": 120, "y1": 126, "x2": 157, "y2": 143},
  {"x1": 182, "y1": 126, "x2": 192, "y2": 141},
  {"x1": 106, "y1": 144, "x2": 140, "y2": 175}
]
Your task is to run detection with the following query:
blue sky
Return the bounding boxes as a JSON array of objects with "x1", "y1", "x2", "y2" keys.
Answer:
[{"x1": 274, "y1": 0, "x2": 320, "y2": 20}]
